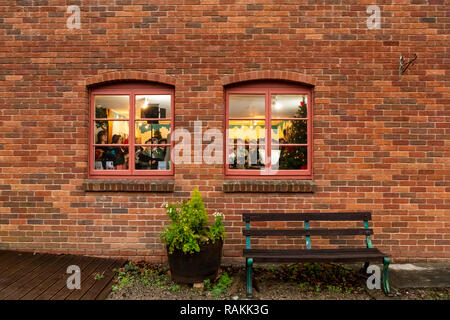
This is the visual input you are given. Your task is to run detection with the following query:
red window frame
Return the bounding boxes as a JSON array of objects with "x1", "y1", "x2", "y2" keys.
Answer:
[
  {"x1": 224, "y1": 81, "x2": 313, "y2": 179},
  {"x1": 89, "y1": 82, "x2": 174, "y2": 178}
]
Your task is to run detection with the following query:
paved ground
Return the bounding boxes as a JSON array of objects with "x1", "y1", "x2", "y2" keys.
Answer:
[{"x1": 389, "y1": 263, "x2": 450, "y2": 288}]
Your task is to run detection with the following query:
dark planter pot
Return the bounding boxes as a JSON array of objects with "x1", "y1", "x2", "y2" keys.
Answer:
[{"x1": 167, "y1": 240, "x2": 223, "y2": 283}]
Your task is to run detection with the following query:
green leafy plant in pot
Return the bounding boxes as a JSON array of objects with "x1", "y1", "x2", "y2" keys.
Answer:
[{"x1": 160, "y1": 188, "x2": 226, "y2": 283}]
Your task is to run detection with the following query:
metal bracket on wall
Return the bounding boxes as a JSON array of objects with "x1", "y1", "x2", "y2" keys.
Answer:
[{"x1": 399, "y1": 54, "x2": 417, "y2": 75}]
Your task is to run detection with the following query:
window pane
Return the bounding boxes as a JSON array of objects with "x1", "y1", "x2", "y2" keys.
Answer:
[
  {"x1": 94, "y1": 121, "x2": 129, "y2": 144},
  {"x1": 228, "y1": 120, "x2": 266, "y2": 144},
  {"x1": 228, "y1": 142, "x2": 265, "y2": 170},
  {"x1": 94, "y1": 147, "x2": 129, "y2": 170},
  {"x1": 271, "y1": 146, "x2": 307, "y2": 170},
  {"x1": 136, "y1": 95, "x2": 171, "y2": 119},
  {"x1": 135, "y1": 146, "x2": 171, "y2": 170},
  {"x1": 271, "y1": 120, "x2": 307, "y2": 144},
  {"x1": 135, "y1": 121, "x2": 171, "y2": 145},
  {"x1": 229, "y1": 94, "x2": 265, "y2": 119},
  {"x1": 95, "y1": 95, "x2": 129, "y2": 119},
  {"x1": 271, "y1": 94, "x2": 307, "y2": 118}
]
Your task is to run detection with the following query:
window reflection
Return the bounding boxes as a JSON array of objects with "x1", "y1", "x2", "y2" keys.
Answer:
[
  {"x1": 271, "y1": 94, "x2": 307, "y2": 118},
  {"x1": 94, "y1": 146, "x2": 129, "y2": 170},
  {"x1": 271, "y1": 146, "x2": 307, "y2": 170},
  {"x1": 229, "y1": 94, "x2": 265, "y2": 119},
  {"x1": 271, "y1": 120, "x2": 307, "y2": 144},
  {"x1": 135, "y1": 146, "x2": 170, "y2": 170},
  {"x1": 227, "y1": 120, "x2": 266, "y2": 169},
  {"x1": 228, "y1": 120, "x2": 265, "y2": 142},
  {"x1": 136, "y1": 95, "x2": 171, "y2": 119},
  {"x1": 228, "y1": 140, "x2": 265, "y2": 170},
  {"x1": 95, "y1": 95, "x2": 129, "y2": 119},
  {"x1": 94, "y1": 121, "x2": 129, "y2": 144},
  {"x1": 135, "y1": 121, "x2": 171, "y2": 145}
]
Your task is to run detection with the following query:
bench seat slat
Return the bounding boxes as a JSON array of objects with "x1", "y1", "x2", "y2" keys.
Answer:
[
  {"x1": 244, "y1": 248, "x2": 385, "y2": 263},
  {"x1": 243, "y1": 212, "x2": 371, "y2": 222},
  {"x1": 245, "y1": 248, "x2": 382, "y2": 254},
  {"x1": 243, "y1": 228, "x2": 373, "y2": 237},
  {"x1": 248, "y1": 256, "x2": 384, "y2": 263}
]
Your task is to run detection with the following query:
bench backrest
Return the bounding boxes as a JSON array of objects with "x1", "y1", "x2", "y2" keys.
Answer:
[{"x1": 242, "y1": 212, "x2": 373, "y2": 250}]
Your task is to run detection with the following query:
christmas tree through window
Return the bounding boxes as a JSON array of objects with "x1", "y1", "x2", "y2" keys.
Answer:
[{"x1": 226, "y1": 84, "x2": 312, "y2": 177}]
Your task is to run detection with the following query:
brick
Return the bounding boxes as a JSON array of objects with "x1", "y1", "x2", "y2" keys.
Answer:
[{"x1": 247, "y1": 4, "x2": 264, "y2": 11}]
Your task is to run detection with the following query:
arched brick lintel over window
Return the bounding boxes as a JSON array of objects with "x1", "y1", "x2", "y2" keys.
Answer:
[
  {"x1": 221, "y1": 70, "x2": 316, "y2": 87},
  {"x1": 85, "y1": 70, "x2": 178, "y2": 88}
]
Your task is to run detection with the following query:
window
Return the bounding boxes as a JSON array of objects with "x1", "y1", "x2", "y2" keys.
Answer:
[
  {"x1": 89, "y1": 82, "x2": 174, "y2": 177},
  {"x1": 225, "y1": 81, "x2": 312, "y2": 178}
]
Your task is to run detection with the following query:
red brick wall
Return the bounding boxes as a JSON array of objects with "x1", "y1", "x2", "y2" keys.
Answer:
[{"x1": 0, "y1": 1, "x2": 449, "y2": 263}]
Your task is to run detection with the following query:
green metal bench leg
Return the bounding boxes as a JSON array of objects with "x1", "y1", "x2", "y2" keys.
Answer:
[
  {"x1": 382, "y1": 257, "x2": 390, "y2": 294},
  {"x1": 246, "y1": 258, "x2": 253, "y2": 298}
]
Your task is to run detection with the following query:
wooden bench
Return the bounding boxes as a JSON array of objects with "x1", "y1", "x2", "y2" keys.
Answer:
[{"x1": 242, "y1": 212, "x2": 390, "y2": 297}]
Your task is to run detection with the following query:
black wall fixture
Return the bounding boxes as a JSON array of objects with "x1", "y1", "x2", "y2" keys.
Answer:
[{"x1": 399, "y1": 54, "x2": 417, "y2": 75}]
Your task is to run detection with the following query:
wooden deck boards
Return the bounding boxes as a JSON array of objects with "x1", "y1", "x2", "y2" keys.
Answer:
[{"x1": 0, "y1": 250, "x2": 124, "y2": 300}]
